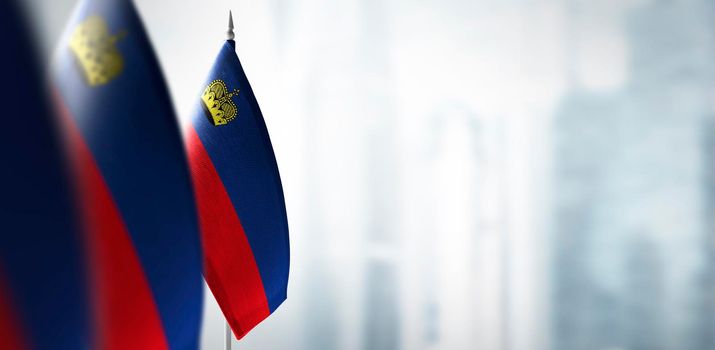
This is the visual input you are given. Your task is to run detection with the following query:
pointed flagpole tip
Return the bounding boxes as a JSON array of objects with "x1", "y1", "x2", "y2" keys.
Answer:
[{"x1": 227, "y1": 11, "x2": 235, "y2": 41}]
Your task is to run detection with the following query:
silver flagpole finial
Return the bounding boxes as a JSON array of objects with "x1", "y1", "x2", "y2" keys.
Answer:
[{"x1": 227, "y1": 10, "x2": 235, "y2": 41}]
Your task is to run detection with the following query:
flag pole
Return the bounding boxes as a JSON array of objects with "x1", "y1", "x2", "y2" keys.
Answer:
[
  {"x1": 224, "y1": 11, "x2": 235, "y2": 350},
  {"x1": 227, "y1": 10, "x2": 235, "y2": 41},
  {"x1": 225, "y1": 321, "x2": 233, "y2": 350}
]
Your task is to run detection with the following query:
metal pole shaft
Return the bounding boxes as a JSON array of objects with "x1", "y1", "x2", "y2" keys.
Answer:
[{"x1": 225, "y1": 321, "x2": 232, "y2": 350}]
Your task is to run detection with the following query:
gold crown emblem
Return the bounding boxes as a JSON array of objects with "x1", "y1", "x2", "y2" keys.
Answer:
[
  {"x1": 70, "y1": 16, "x2": 126, "y2": 86},
  {"x1": 201, "y1": 80, "x2": 240, "y2": 126}
]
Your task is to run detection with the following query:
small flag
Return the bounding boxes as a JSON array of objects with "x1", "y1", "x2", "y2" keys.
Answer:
[
  {"x1": 186, "y1": 13, "x2": 290, "y2": 340},
  {"x1": 52, "y1": 0, "x2": 203, "y2": 349},
  {"x1": 0, "y1": 1, "x2": 89, "y2": 349}
]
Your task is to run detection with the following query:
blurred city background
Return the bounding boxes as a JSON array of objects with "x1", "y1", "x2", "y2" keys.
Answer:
[{"x1": 22, "y1": 0, "x2": 715, "y2": 349}]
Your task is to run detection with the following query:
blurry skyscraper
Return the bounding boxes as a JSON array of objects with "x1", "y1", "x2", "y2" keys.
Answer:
[
  {"x1": 359, "y1": 0, "x2": 401, "y2": 348},
  {"x1": 551, "y1": 1, "x2": 715, "y2": 349}
]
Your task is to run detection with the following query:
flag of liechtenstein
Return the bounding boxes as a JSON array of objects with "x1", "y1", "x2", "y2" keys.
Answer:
[
  {"x1": 187, "y1": 38, "x2": 290, "y2": 339},
  {"x1": 0, "y1": 1, "x2": 88, "y2": 349},
  {"x1": 52, "y1": 0, "x2": 203, "y2": 348}
]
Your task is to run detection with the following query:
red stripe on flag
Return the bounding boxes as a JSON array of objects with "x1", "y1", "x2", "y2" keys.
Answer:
[
  {"x1": 0, "y1": 272, "x2": 28, "y2": 350},
  {"x1": 54, "y1": 93, "x2": 169, "y2": 350},
  {"x1": 186, "y1": 127, "x2": 271, "y2": 339}
]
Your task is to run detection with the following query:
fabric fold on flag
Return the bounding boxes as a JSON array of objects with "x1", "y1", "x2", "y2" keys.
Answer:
[{"x1": 187, "y1": 39, "x2": 290, "y2": 340}]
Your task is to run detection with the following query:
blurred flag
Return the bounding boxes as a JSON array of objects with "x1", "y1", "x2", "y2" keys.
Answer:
[
  {"x1": 52, "y1": 0, "x2": 203, "y2": 349},
  {"x1": 186, "y1": 17, "x2": 290, "y2": 339},
  {"x1": 0, "y1": 2, "x2": 89, "y2": 349}
]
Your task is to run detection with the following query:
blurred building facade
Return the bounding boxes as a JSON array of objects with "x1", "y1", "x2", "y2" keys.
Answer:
[{"x1": 551, "y1": 1, "x2": 715, "y2": 349}]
